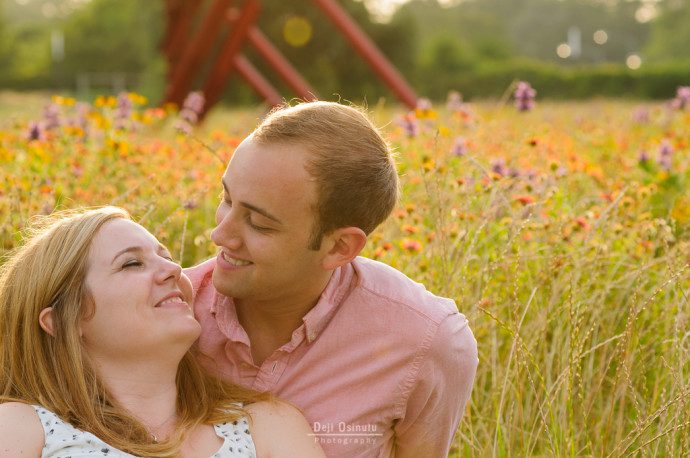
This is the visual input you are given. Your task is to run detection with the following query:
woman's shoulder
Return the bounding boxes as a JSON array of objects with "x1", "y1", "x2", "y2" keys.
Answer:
[
  {"x1": 244, "y1": 400, "x2": 325, "y2": 458},
  {"x1": 0, "y1": 402, "x2": 44, "y2": 456}
]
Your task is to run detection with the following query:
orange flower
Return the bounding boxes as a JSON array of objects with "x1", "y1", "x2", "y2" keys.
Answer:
[
  {"x1": 402, "y1": 224, "x2": 419, "y2": 234},
  {"x1": 574, "y1": 217, "x2": 590, "y2": 230},
  {"x1": 401, "y1": 238, "x2": 423, "y2": 253},
  {"x1": 513, "y1": 194, "x2": 535, "y2": 205}
]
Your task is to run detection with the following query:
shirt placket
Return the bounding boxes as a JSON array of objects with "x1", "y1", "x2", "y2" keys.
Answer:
[{"x1": 251, "y1": 350, "x2": 289, "y2": 391}]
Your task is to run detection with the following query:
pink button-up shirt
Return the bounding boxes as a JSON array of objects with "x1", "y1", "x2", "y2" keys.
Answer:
[{"x1": 185, "y1": 256, "x2": 478, "y2": 458}]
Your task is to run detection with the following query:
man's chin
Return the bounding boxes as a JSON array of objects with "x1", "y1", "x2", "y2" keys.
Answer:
[{"x1": 211, "y1": 271, "x2": 243, "y2": 298}]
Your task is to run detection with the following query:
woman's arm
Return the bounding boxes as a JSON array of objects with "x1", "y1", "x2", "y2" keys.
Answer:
[
  {"x1": 0, "y1": 402, "x2": 44, "y2": 458},
  {"x1": 246, "y1": 400, "x2": 325, "y2": 458}
]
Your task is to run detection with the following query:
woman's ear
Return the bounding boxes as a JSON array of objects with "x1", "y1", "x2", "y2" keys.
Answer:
[
  {"x1": 322, "y1": 227, "x2": 367, "y2": 270},
  {"x1": 38, "y1": 307, "x2": 55, "y2": 336}
]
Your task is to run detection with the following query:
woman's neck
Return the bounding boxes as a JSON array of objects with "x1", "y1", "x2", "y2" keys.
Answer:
[{"x1": 93, "y1": 356, "x2": 180, "y2": 439}]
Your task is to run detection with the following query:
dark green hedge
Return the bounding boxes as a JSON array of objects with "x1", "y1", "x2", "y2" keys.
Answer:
[{"x1": 418, "y1": 59, "x2": 690, "y2": 100}]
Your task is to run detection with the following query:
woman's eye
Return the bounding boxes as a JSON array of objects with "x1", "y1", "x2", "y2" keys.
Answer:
[
  {"x1": 122, "y1": 260, "x2": 142, "y2": 269},
  {"x1": 219, "y1": 193, "x2": 232, "y2": 206}
]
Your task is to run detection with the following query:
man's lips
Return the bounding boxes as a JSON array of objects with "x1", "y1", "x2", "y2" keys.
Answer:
[{"x1": 217, "y1": 251, "x2": 253, "y2": 268}]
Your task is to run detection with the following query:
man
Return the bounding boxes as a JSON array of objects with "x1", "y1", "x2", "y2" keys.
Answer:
[{"x1": 185, "y1": 101, "x2": 478, "y2": 457}]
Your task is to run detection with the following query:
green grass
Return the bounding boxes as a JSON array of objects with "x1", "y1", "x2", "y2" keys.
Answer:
[{"x1": 1, "y1": 94, "x2": 689, "y2": 456}]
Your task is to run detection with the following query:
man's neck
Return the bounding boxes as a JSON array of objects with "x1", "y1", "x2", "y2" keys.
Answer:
[{"x1": 235, "y1": 273, "x2": 332, "y2": 365}]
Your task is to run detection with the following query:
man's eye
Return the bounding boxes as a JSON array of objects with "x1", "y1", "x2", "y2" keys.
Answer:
[{"x1": 247, "y1": 217, "x2": 270, "y2": 232}]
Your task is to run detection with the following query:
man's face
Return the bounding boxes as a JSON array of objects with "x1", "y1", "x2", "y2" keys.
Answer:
[{"x1": 211, "y1": 137, "x2": 329, "y2": 303}]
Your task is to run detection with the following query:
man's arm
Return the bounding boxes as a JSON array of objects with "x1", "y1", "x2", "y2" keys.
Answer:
[{"x1": 393, "y1": 312, "x2": 478, "y2": 457}]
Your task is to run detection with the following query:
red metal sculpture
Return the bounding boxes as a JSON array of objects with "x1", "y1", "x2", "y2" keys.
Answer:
[{"x1": 162, "y1": 0, "x2": 417, "y2": 116}]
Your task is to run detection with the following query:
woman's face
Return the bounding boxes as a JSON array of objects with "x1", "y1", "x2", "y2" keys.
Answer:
[{"x1": 80, "y1": 218, "x2": 200, "y2": 362}]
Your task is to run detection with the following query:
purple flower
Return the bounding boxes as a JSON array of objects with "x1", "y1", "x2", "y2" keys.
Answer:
[
  {"x1": 174, "y1": 92, "x2": 206, "y2": 134},
  {"x1": 514, "y1": 81, "x2": 536, "y2": 112},
  {"x1": 446, "y1": 91, "x2": 464, "y2": 112},
  {"x1": 638, "y1": 149, "x2": 650, "y2": 163},
  {"x1": 398, "y1": 112, "x2": 419, "y2": 138},
  {"x1": 183, "y1": 91, "x2": 205, "y2": 114},
  {"x1": 76, "y1": 103, "x2": 90, "y2": 126},
  {"x1": 657, "y1": 139, "x2": 673, "y2": 171},
  {"x1": 178, "y1": 91, "x2": 206, "y2": 127},
  {"x1": 450, "y1": 136, "x2": 467, "y2": 156},
  {"x1": 173, "y1": 119, "x2": 193, "y2": 135},
  {"x1": 42, "y1": 103, "x2": 60, "y2": 130},
  {"x1": 632, "y1": 106, "x2": 650, "y2": 123},
  {"x1": 491, "y1": 158, "x2": 507, "y2": 177},
  {"x1": 26, "y1": 121, "x2": 46, "y2": 141},
  {"x1": 672, "y1": 86, "x2": 690, "y2": 110},
  {"x1": 114, "y1": 92, "x2": 133, "y2": 129},
  {"x1": 416, "y1": 98, "x2": 432, "y2": 111}
]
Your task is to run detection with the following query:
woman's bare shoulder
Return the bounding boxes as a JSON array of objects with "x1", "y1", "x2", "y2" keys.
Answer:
[
  {"x1": 0, "y1": 402, "x2": 44, "y2": 457},
  {"x1": 244, "y1": 400, "x2": 325, "y2": 458}
]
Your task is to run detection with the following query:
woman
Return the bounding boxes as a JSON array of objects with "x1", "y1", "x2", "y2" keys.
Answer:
[{"x1": 0, "y1": 206, "x2": 324, "y2": 457}]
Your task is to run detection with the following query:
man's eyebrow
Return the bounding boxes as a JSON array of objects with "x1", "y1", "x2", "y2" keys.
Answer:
[
  {"x1": 221, "y1": 178, "x2": 283, "y2": 225},
  {"x1": 111, "y1": 244, "x2": 170, "y2": 264}
]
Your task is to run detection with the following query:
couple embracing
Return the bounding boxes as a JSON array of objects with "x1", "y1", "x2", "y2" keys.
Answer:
[{"x1": 0, "y1": 102, "x2": 477, "y2": 457}]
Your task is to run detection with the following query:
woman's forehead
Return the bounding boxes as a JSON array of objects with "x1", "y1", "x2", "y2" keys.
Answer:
[{"x1": 90, "y1": 219, "x2": 160, "y2": 256}]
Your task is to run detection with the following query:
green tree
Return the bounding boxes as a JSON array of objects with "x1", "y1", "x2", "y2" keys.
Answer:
[
  {"x1": 645, "y1": 0, "x2": 690, "y2": 62},
  {"x1": 59, "y1": 0, "x2": 163, "y2": 95}
]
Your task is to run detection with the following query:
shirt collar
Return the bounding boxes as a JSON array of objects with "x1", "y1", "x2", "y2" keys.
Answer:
[
  {"x1": 302, "y1": 262, "x2": 356, "y2": 344},
  {"x1": 208, "y1": 262, "x2": 357, "y2": 345},
  {"x1": 211, "y1": 293, "x2": 251, "y2": 346}
]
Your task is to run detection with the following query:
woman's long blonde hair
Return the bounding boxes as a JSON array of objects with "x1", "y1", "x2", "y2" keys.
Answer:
[{"x1": 0, "y1": 206, "x2": 268, "y2": 456}]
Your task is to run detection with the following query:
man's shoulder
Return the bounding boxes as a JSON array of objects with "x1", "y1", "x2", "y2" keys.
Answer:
[{"x1": 350, "y1": 256, "x2": 459, "y2": 325}]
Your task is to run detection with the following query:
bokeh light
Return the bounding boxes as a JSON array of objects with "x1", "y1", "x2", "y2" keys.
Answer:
[
  {"x1": 557, "y1": 43, "x2": 572, "y2": 59},
  {"x1": 593, "y1": 30, "x2": 608, "y2": 45},
  {"x1": 283, "y1": 16, "x2": 313, "y2": 48},
  {"x1": 626, "y1": 54, "x2": 642, "y2": 70}
]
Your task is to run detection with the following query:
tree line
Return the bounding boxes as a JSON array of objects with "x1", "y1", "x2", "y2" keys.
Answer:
[{"x1": 0, "y1": 0, "x2": 688, "y2": 103}]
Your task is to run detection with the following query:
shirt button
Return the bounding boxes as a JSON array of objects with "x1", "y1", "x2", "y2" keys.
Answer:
[{"x1": 309, "y1": 332, "x2": 316, "y2": 341}]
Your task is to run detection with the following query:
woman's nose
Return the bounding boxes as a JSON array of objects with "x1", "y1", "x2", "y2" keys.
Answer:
[{"x1": 157, "y1": 257, "x2": 182, "y2": 283}]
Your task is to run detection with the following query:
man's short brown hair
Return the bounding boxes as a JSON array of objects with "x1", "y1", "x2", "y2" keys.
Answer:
[{"x1": 252, "y1": 101, "x2": 399, "y2": 250}]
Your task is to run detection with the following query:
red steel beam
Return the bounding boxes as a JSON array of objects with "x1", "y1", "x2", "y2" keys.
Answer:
[
  {"x1": 233, "y1": 54, "x2": 284, "y2": 106},
  {"x1": 312, "y1": 0, "x2": 417, "y2": 109},
  {"x1": 247, "y1": 27, "x2": 319, "y2": 101},
  {"x1": 164, "y1": 0, "x2": 235, "y2": 107},
  {"x1": 202, "y1": 0, "x2": 261, "y2": 114},
  {"x1": 164, "y1": 0, "x2": 204, "y2": 66}
]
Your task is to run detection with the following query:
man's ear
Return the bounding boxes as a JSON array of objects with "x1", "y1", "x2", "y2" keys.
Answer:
[
  {"x1": 322, "y1": 227, "x2": 367, "y2": 270},
  {"x1": 38, "y1": 307, "x2": 55, "y2": 337}
]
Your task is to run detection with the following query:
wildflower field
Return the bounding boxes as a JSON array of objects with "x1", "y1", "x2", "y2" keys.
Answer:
[{"x1": 1, "y1": 89, "x2": 690, "y2": 457}]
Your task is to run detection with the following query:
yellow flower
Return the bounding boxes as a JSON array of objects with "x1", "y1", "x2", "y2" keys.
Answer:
[
  {"x1": 128, "y1": 92, "x2": 148, "y2": 105},
  {"x1": 671, "y1": 196, "x2": 690, "y2": 224},
  {"x1": 52, "y1": 95, "x2": 76, "y2": 106}
]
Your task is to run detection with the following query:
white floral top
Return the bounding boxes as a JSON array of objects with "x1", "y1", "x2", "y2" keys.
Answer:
[{"x1": 33, "y1": 405, "x2": 256, "y2": 457}]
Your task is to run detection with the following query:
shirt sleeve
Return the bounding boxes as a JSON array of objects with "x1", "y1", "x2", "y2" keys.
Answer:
[{"x1": 393, "y1": 312, "x2": 478, "y2": 457}]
